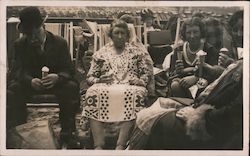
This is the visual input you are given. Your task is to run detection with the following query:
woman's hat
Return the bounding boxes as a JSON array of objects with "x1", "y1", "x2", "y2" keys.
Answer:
[
  {"x1": 141, "y1": 8, "x2": 155, "y2": 21},
  {"x1": 17, "y1": 7, "x2": 45, "y2": 33}
]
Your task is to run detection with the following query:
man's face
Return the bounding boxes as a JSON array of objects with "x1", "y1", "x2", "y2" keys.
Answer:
[
  {"x1": 25, "y1": 26, "x2": 44, "y2": 47},
  {"x1": 232, "y1": 18, "x2": 243, "y2": 48},
  {"x1": 111, "y1": 27, "x2": 128, "y2": 49},
  {"x1": 185, "y1": 25, "x2": 201, "y2": 46}
]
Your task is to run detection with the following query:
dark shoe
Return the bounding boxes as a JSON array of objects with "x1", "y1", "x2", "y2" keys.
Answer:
[{"x1": 60, "y1": 131, "x2": 81, "y2": 149}]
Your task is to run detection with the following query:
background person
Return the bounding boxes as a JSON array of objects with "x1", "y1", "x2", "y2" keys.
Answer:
[{"x1": 218, "y1": 10, "x2": 243, "y2": 67}]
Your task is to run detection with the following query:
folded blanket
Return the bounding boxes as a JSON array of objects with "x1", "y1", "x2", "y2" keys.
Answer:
[{"x1": 136, "y1": 97, "x2": 193, "y2": 135}]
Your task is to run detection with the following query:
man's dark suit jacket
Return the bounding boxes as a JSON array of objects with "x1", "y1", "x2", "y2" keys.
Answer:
[{"x1": 11, "y1": 31, "x2": 75, "y2": 88}]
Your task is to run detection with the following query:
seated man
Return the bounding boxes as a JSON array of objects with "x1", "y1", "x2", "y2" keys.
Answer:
[{"x1": 7, "y1": 7, "x2": 80, "y2": 147}]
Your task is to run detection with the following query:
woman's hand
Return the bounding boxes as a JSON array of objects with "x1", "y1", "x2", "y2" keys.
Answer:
[
  {"x1": 175, "y1": 60, "x2": 184, "y2": 74},
  {"x1": 176, "y1": 106, "x2": 195, "y2": 121},
  {"x1": 99, "y1": 74, "x2": 114, "y2": 84},
  {"x1": 218, "y1": 53, "x2": 234, "y2": 67},
  {"x1": 129, "y1": 78, "x2": 145, "y2": 87},
  {"x1": 179, "y1": 75, "x2": 198, "y2": 89}
]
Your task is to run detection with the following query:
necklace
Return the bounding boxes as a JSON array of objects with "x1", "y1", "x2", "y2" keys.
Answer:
[
  {"x1": 187, "y1": 42, "x2": 203, "y2": 54},
  {"x1": 183, "y1": 41, "x2": 204, "y2": 66}
]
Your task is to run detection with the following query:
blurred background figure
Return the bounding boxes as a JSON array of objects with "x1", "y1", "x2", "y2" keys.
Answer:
[
  {"x1": 119, "y1": 13, "x2": 135, "y2": 24},
  {"x1": 218, "y1": 10, "x2": 243, "y2": 68},
  {"x1": 203, "y1": 17, "x2": 223, "y2": 52},
  {"x1": 141, "y1": 8, "x2": 162, "y2": 31}
]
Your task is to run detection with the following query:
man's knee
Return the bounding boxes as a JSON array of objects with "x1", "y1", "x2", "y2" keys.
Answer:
[
  {"x1": 56, "y1": 80, "x2": 80, "y2": 108},
  {"x1": 7, "y1": 81, "x2": 25, "y2": 106},
  {"x1": 7, "y1": 81, "x2": 22, "y2": 94},
  {"x1": 60, "y1": 80, "x2": 79, "y2": 93}
]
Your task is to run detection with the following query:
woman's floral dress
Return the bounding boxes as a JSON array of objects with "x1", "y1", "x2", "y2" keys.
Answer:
[{"x1": 82, "y1": 42, "x2": 152, "y2": 122}]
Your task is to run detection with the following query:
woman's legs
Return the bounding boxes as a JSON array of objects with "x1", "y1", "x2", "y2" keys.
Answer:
[
  {"x1": 90, "y1": 119, "x2": 105, "y2": 149},
  {"x1": 116, "y1": 120, "x2": 135, "y2": 150}
]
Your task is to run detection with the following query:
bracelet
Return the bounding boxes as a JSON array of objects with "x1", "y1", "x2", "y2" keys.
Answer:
[
  {"x1": 88, "y1": 77, "x2": 99, "y2": 85},
  {"x1": 95, "y1": 78, "x2": 100, "y2": 83}
]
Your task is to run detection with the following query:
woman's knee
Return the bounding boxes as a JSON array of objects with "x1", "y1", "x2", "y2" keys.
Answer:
[
  {"x1": 7, "y1": 81, "x2": 22, "y2": 93},
  {"x1": 171, "y1": 80, "x2": 181, "y2": 92}
]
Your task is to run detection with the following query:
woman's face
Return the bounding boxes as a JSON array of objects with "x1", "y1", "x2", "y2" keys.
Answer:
[
  {"x1": 111, "y1": 27, "x2": 128, "y2": 49},
  {"x1": 185, "y1": 25, "x2": 202, "y2": 46},
  {"x1": 206, "y1": 26, "x2": 221, "y2": 48},
  {"x1": 232, "y1": 18, "x2": 243, "y2": 48}
]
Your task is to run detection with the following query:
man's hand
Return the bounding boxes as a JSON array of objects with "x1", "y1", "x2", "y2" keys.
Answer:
[
  {"x1": 41, "y1": 73, "x2": 59, "y2": 89},
  {"x1": 176, "y1": 106, "x2": 195, "y2": 121},
  {"x1": 179, "y1": 75, "x2": 198, "y2": 89},
  {"x1": 31, "y1": 78, "x2": 44, "y2": 91}
]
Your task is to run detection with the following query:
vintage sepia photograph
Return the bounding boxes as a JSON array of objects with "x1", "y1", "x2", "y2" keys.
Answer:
[{"x1": 0, "y1": 1, "x2": 249, "y2": 156}]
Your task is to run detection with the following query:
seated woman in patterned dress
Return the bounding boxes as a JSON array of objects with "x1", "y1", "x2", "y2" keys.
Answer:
[{"x1": 81, "y1": 20, "x2": 153, "y2": 150}]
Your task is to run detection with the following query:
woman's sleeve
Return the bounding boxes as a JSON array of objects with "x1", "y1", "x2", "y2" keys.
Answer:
[
  {"x1": 86, "y1": 54, "x2": 102, "y2": 85},
  {"x1": 202, "y1": 46, "x2": 223, "y2": 83},
  {"x1": 137, "y1": 53, "x2": 153, "y2": 87},
  {"x1": 205, "y1": 89, "x2": 243, "y2": 138}
]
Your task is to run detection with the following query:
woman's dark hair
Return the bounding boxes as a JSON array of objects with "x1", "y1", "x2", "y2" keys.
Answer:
[
  {"x1": 108, "y1": 19, "x2": 130, "y2": 39},
  {"x1": 180, "y1": 17, "x2": 206, "y2": 40},
  {"x1": 203, "y1": 17, "x2": 223, "y2": 37},
  {"x1": 229, "y1": 10, "x2": 243, "y2": 28}
]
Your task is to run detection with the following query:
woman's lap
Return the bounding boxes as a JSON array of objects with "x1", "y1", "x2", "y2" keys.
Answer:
[{"x1": 82, "y1": 84, "x2": 147, "y2": 122}]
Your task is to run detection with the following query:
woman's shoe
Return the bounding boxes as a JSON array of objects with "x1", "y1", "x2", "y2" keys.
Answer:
[
  {"x1": 94, "y1": 146, "x2": 103, "y2": 150},
  {"x1": 115, "y1": 145, "x2": 125, "y2": 150}
]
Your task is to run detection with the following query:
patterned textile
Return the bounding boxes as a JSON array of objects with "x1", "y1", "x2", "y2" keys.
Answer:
[
  {"x1": 87, "y1": 42, "x2": 151, "y2": 85},
  {"x1": 82, "y1": 42, "x2": 153, "y2": 122},
  {"x1": 84, "y1": 84, "x2": 147, "y2": 122}
]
